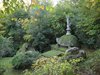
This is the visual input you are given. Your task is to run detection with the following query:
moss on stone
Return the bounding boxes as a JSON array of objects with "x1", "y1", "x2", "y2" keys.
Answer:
[{"x1": 57, "y1": 34, "x2": 78, "y2": 47}]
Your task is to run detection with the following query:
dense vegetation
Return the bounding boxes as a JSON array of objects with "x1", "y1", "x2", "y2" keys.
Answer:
[{"x1": 0, "y1": 0, "x2": 100, "y2": 75}]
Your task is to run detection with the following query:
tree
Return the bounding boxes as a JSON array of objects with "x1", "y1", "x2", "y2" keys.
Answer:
[{"x1": 0, "y1": 0, "x2": 29, "y2": 50}]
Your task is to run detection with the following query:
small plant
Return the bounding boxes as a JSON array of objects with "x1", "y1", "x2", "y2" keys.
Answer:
[
  {"x1": 12, "y1": 51, "x2": 40, "y2": 70},
  {"x1": 0, "y1": 67, "x2": 5, "y2": 75},
  {"x1": 78, "y1": 49, "x2": 100, "y2": 75},
  {"x1": 0, "y1": 36, "x2": 15, "y2": 57}
]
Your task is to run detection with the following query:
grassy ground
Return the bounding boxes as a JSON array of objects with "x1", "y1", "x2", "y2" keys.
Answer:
[
  {"x1": 42, "y1": 50, "x2": 64, "y2": 57},
  {"x1": 51, "y1": 44, "x2": 67, "y2": 52},
  {"x1": 0, "y1": 57, "x2": 24, "y2": 75},
  {"x1": 0, "y1": 57, "x2": 13, "y2": 68}
]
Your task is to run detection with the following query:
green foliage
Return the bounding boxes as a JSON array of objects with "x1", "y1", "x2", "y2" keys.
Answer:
[
  {"x1": 0, "y1": 24, "x2": 6, "y2": 35},
  {"x1": 5, "y1": 19, "x2": 24, "y2": 50},
  {"x1": 12, "y1": 9, "x2": 29, "y2": 19},
  {"x1": 24, "y1": 57, "x2": 75, "y2": 75},
  {"x1": 0, "y1": 57, "x2": 13, "y2": 69},
  {"x1": 0, "y1": 68, "x2": 5, "y2": 75},
  {"x1": 23, "y1": 4, "x2": 55, "y2": 52},
  {"x1": 0, "y1": 57, "x2": 25, "y2": 75},
  {"x1": 33, "y1": 61, "x2": 74, "y2": 75},
  {"x1": 25, "y1": 24, "x2": 52, "y2": 52},
  {"x1": 80, "y1": 49, "x2": 100, "y2": 68},
  {"x1": 79, "y1": 49, "x2": 100, "y2": 75},
  {"x1": 17, "y1": 43, "x2": 29, "y2": 54},
  {"x1": 0, "y1": 0, "x2": 29, "y2": 50},
  {"x1": 0, "y1": 8, "x2": 29, "y2": 50},
  {"x1": 2, "y1": 0, "x2": 26, "y2": 15},
  {"x1": 12, "y1": 51, "x2": 40, "y2": 70},
  {"x1": 49, "y1": 0, "x2": 74, "y2": 37},
  {"x1": 0, "y1": 0, "x2": 99, "y2": 54},
  {"x1": 0, "y1": 36, "x2": 15, "y2": 57},
  {"x1": 32, "y1": 32, "x2": 51, "y2": 52},
  {"x1": 0, "y1": 0, "x2": 100, "y2": 75},
  {"x1": 52, "y1": 0, "x2": 100, "y2": 49},
  {"x1": 73, "y1": 0, "x2": 100, "y2": 48}
]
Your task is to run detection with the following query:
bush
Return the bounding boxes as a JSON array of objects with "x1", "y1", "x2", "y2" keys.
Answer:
[
  {"x1": 24, "y1": 57, "x2": 75, "y2": 75},
  {"x1": 32, "y1": 32, "x2": 51, "y2": 52},
  {"x1": 12, "y1": 51, "x2": 40, "y2": 69},
  {"x1": 0, "y1": 68, "x2": 5, "y2": 75},
  {"x1": 79, "y1": 49, "x2": 100, "y2": 75},
  {"x1": 0, "y1": 36, "x2": 15, "y2": 57}
]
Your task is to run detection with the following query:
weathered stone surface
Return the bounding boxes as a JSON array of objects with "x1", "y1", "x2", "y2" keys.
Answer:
[
  {"x1": 63, "y1": 47, "x2": 86, "y2": 60},
  {"x1": 66, "y1": 47, "x2": 79, "y2": 53},
  {"x1": 56, "y1": 35, "x2": 78, "y2": 48}
]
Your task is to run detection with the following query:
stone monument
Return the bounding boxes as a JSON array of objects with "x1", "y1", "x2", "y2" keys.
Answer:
[
  {"x1": 56, "y1": 16, "x2": 78, "y2": 48},
  {"x1": 66, "y1": 16, "x2": 71, "y2": 35}
]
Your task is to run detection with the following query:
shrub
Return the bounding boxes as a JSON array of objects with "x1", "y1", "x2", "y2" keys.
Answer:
[
  {"x1": 32, "y1": 32, "x2": 51, "y2": 52},
  {"x1": 79, "y1": 49, "x2": 100, "y2": 75},
  {"x1": 24, "y1": 24, "x2": 52, "y2": 52},
  {"x1": 24, "y1": 57, "x2": 76, "y2": 75},
  {"x1": 0, "y1": 36, "x2": 15, "y2": 57},
  {"x1": 12, "y1": 51, "x2": 40, "y2": 69},
  {"x1": 0, "y1": 68, "x2": 5, "y2": 75}
]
